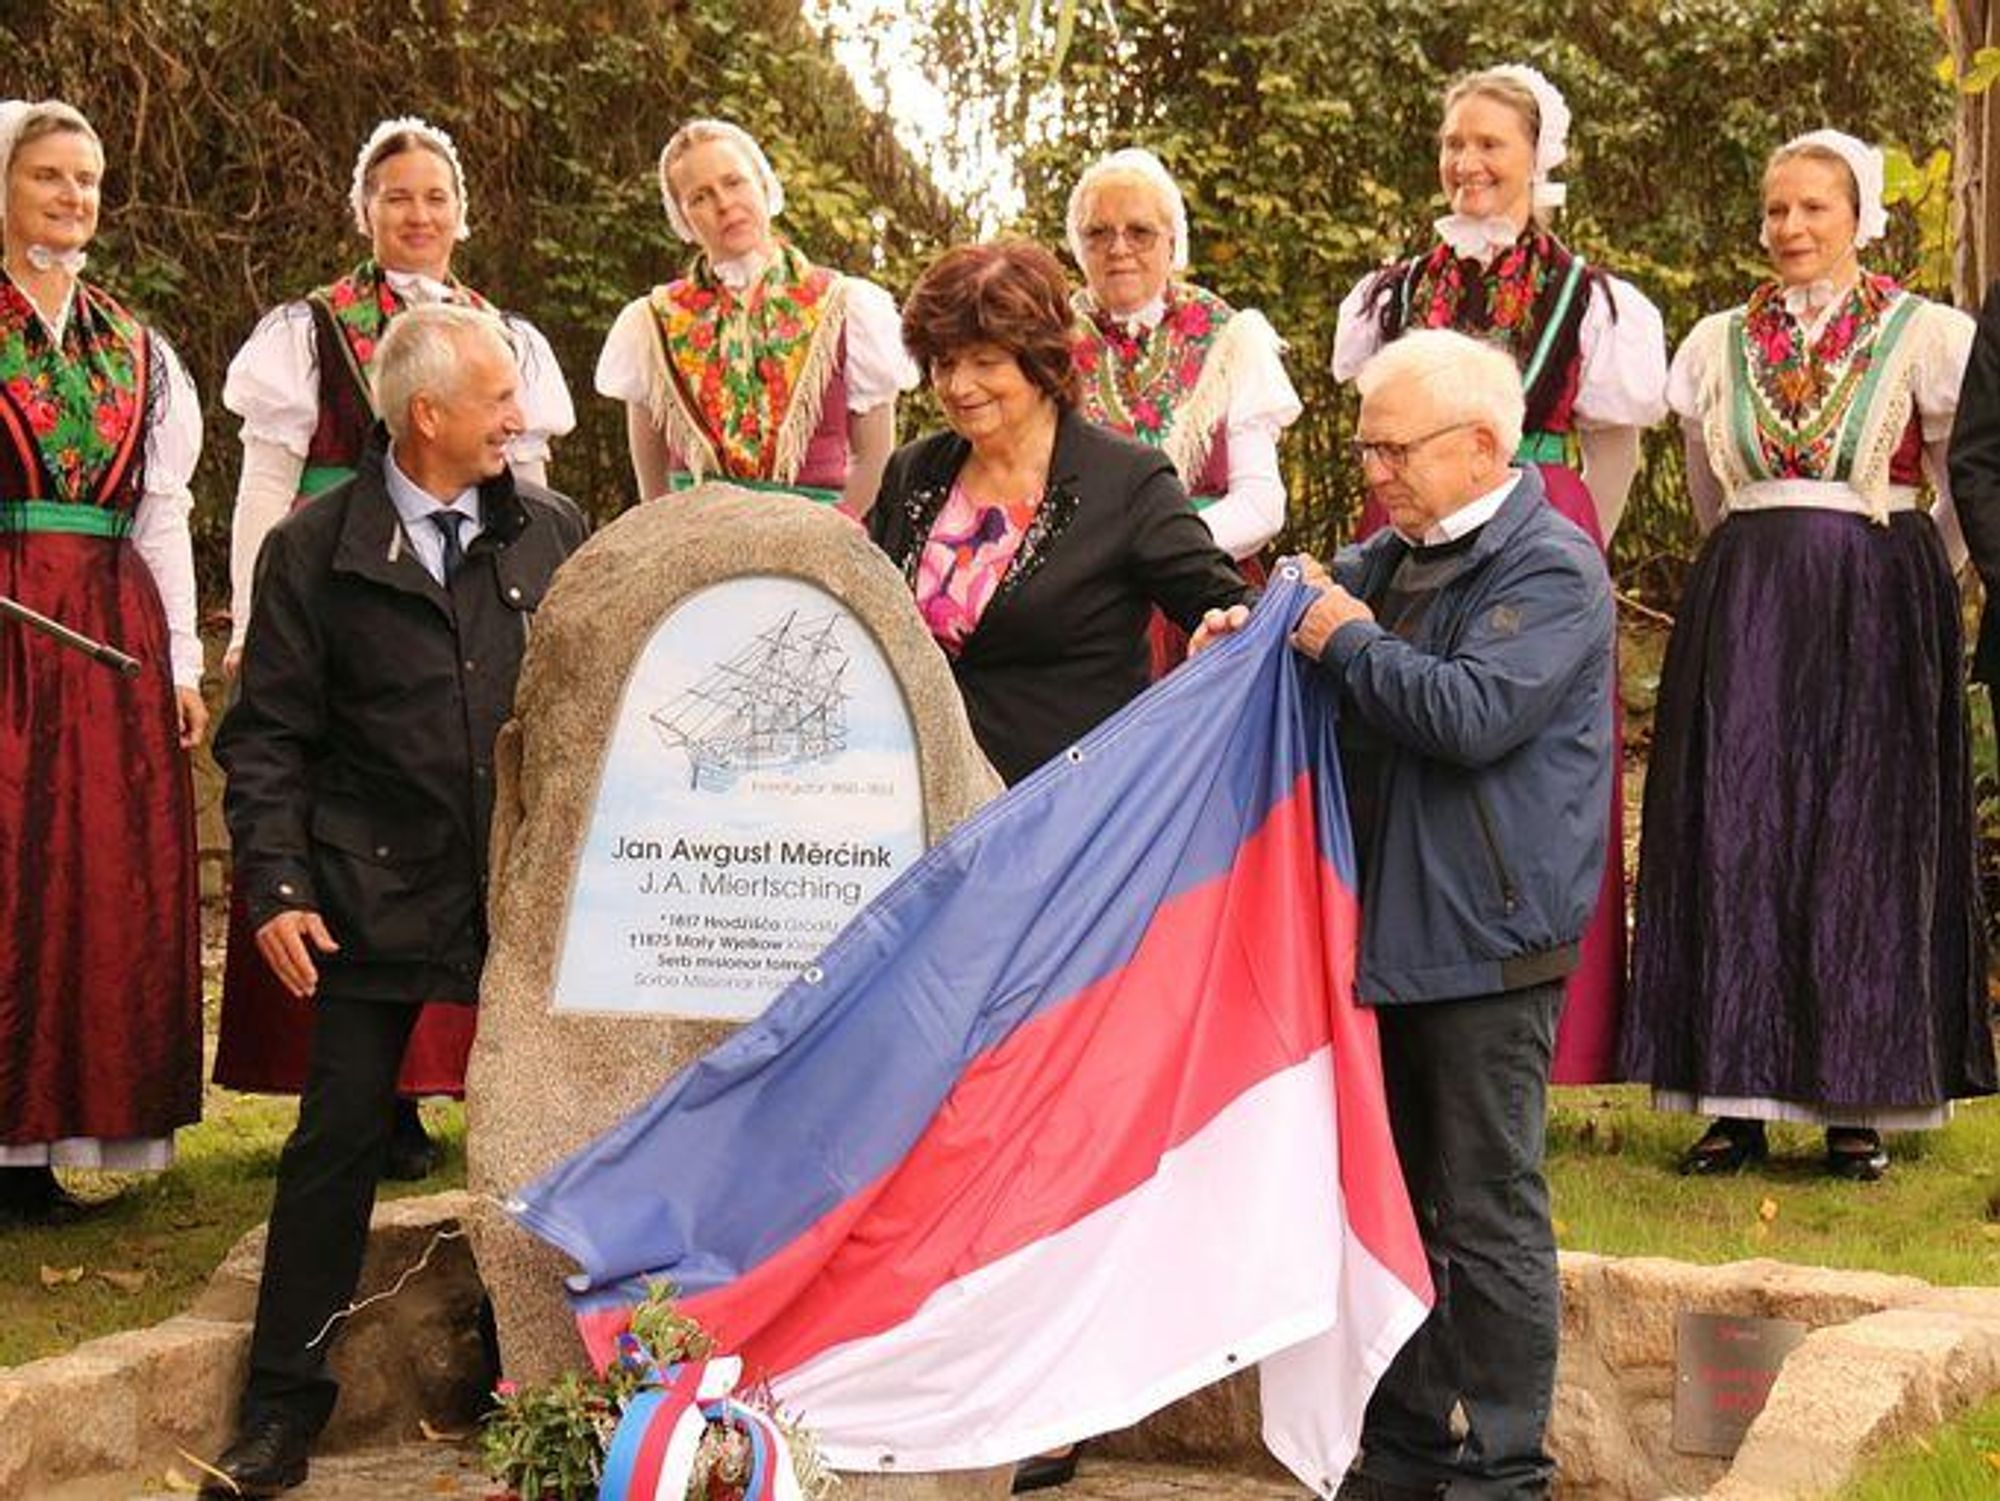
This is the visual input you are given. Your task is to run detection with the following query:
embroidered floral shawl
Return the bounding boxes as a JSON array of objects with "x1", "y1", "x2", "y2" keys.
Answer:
[
  {"x1": 0, "y1": 279, "x2": 150, "y2": 508},
  {"x1": 309, "y1": 259, "x2": 493, "y2": 407},
  {"x1": 1072, "y1": 283, "x2": 1237, "y2": 485},
  {"x1": 646, "y1": 241, "x2": 848, "y2": 484},
  {"x1": 1692, "y1": 274, "x2": 1936, "y2": 524},
  {"x1": 1369, "y1": 232, "x2": 1598, "y2": 437},
  {"x1": 1733, "y1": 273, "x2": 1908, "y2": 481}
]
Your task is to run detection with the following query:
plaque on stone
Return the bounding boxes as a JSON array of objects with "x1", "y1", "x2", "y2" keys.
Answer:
[
  {"x1": 1672, "y1": 1309, "x2": 1808, "y2": 1456},
  {"x1": 464, "y1": 483, "x2": 1002, "y2": 1408},
  {"x1": 551, "y1": 576, "x2": 925, "y2": 1020}
]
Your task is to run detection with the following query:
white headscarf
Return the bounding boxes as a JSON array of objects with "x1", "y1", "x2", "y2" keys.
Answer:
[
  {"x1": 1484, "y1": 64, "x2": 1571, "y2": 211},
  {"x1": 1768, "y1": 128, "x2": 1888, "y2": 249},
  {"x1": 349, "y1": 115, "x2": 471, "y2": 241},
  {"x1": 0, "y1": 100, "x2": 32, "y2": 210},
  {"x1": 656, "y1": 120, "x2": 784, "y2": 245},
  {"x1": 1065, "y1": 147, "x2": 1191, "y2": 271},
  {"x1": 0, "y1": 99, "x2": 102, "y2": 219},
  {"x1": 0, "y1": 98, "x2": 101, "y2": 273}
]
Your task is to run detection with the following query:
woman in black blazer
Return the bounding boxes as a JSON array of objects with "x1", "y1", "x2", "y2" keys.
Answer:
[{"x1": 870, "y1": 240, "x2": 1250, "y2": 787}]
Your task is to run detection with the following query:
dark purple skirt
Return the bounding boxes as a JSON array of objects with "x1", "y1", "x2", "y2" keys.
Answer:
[{"x1": 1623, "y1": 506, "x2": 1996, "y2": 1111}]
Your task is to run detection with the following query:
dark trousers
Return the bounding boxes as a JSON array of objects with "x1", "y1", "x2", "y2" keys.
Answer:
[
  {"x1": 241, "y1": 995, "x2": 422, "y2": 1433},
  {"x1": 1356, "y1": 983, "x2": 1563, "y2": 1501}
]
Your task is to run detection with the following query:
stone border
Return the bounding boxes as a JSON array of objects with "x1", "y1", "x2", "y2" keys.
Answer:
[
  {"x1": 1558, "y1": 1254, "x2": 2000, "y2": 1500},
  {"x1": 6, "y1": 1209, "x2": 1995, "y2": 1500},
  {"x1": 1, "y1": 1193, "x2": 486, "y2": 1500},
  {"x1": 1101, "y1": 1251, "x2": 2000, "y2": 1500}
]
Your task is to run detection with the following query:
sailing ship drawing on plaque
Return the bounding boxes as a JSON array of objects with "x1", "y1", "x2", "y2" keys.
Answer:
[{"x1": 650, "y1": 611, "x2": 851, "y2": 790}]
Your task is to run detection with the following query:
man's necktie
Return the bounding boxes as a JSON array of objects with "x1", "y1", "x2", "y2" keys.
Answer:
[{"x1": 430, "y1": 510, "x2": 467, "y2": 584}]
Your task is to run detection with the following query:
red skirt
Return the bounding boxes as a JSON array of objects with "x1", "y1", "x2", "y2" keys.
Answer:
[
  {"x1": 0, "y1": 532, "x2": 201, "y2": 1143},
  {"x1": 1354, "y1": 465, "x2": 1625, "y2": 1084},
  {"x1": 212, "y1": 892, "x2": 476, "y2": 1095}
]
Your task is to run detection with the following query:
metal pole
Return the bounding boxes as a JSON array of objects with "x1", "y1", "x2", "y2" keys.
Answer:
[{"x1": 0, "y1": 593, "x2": 143, "y2": 676}]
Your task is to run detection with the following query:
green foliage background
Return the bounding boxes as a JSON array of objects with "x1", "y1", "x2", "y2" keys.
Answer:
[
  {"x1": 1, "y1": 0, "x2": 1961, "y2": 605},
  {"x1": 0, "y1": 0, "x2": 966, "y2": 605},
  {"x1": 916, "y1": 0, "x2": 1953, "y2": 592}
]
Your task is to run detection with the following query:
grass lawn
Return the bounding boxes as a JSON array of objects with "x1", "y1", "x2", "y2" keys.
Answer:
[
  {"x1": 1837, "y1": 1393, "x2": 2000, "y2": 1498},
  {"x1": 1548, "y1": 1086, "x2": 2000, "y2": 1286},
  {"x1": 0, "y1": 1087, "x2": 464, "y2": 1368}
]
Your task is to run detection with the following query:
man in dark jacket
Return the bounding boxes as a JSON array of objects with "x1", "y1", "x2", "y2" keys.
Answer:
[
  {"x1": 1949, "y1": 276, "x2": 2000, "y2": 685},
  {"x1": 204, "y1": 303, "x2": 586, "y2": 1498},
  {"x1": 1196, "y1": 328, "x2": 1613, "y2": 1501}
]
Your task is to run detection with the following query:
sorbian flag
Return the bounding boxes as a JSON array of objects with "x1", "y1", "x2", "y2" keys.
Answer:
[{"x1": 507, "y1": 568, "x2": 1432, "y2": 1494}]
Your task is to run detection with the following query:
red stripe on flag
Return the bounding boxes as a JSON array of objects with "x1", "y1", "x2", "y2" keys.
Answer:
[
  {"x1": 658, "y1": 773, "x2": 1415, "y2": 1377},
  {"x1": 1318, "y1": 873, "x2": 1430, "y2": 1303}
]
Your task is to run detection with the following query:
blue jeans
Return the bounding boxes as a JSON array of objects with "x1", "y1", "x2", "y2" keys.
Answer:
[{"x1": 1356, "y1": 983, "x2": 1563, "y2": 1501}]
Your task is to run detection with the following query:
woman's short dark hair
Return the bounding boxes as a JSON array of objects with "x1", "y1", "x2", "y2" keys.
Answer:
[{"x1": 902, "y1": 240, "x2": 1081, "y2": 409}]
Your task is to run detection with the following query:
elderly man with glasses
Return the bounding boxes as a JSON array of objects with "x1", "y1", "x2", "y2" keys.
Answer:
[{"x1": 1195, "y1": 326, "x2": 1615, "y2": 1501}]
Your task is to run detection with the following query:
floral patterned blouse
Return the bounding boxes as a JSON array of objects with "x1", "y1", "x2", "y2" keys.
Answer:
[{"x1": 914, "y1": 480, "x2": 1041, "y2": 655}]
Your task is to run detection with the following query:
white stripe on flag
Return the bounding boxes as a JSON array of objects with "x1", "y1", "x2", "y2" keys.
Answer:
[{"x1": 771, "y1": 1046, "x2": 1426, "y2": 1485}]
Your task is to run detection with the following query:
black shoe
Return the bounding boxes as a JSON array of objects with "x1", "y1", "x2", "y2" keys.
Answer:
[
  {"x1": 1825, "y1": 1127, "x2": 1888, "y2": 1182},
  {"x1": 0, "y1": 1165, "x2": 93, "y2": 1224},
  {"x1": 1011, "y1": 1447, "x2": 1079, "y2": 1493},
  {"x1": 1679, "y1": 1117, "x2": 1767, "y2": 1176},
  {"x1": 1332, "y1": 1472, "x2": 1441, "y2": 1501},
  {"x1": 382, "y1": 1098, "x2": 441, "y2": 1182},
  {"x1": 198, "y1": 1412, "x2": 312, "y2": 1497}
]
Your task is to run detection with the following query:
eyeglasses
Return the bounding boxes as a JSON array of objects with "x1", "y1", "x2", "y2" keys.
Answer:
[
  {"x1": 1080, "y1": 222, "x2": 1165, "y2": 252},
  {"x1": 1348, "y1": 421, "x2": 1477, "y2": 471}
]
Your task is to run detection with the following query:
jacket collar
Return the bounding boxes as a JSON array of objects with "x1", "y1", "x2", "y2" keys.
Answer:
[
  {"x1": 1454, "y1": 465, "x2": 1548, "y2": 563},
  {"x1": 1045, "y1": 405, "x2": 1095, "y2": 489},
  {"x1": 332, "y1": 423, "x2": 533, "y2": 602},
  {"x1": 1358, "y1": 465, "x2": 1548, "y2": 593}
]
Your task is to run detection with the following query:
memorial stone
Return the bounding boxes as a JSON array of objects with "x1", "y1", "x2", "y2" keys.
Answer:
[{"x1": 464, "y1": 484, "x2": 1005, "y2": 1495}]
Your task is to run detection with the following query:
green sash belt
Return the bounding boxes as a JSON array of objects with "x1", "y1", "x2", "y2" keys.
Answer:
[
  {"x1": 299, "y1": 464, "x2": 357, "y2": 499},
  {"x1": 669, "y1": 471, "x2": 843, "y2": 506},
  {"x1": 1516, "y1": 430, "x2": 1576, "y2": 467},
  {"x1": 0, "y1": 500, "x2": 134, "y2": 537}
]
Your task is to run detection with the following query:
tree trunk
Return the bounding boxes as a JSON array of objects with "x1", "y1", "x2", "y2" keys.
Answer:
[{"x1": 1951, "y1": 0, "x2": 2000, "y2": 308}]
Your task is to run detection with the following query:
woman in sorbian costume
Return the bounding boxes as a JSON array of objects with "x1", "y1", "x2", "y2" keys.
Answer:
[
  {"x1": 0, "y1": 100, "x2": 205, "y2": 1220},
  {"x1": 1332, "y1": 64, "x2": 1668, "y2": 1086},
  {"x1": 596, "y1": 118, "x2": 916, "y2": 514},
  {"x1": 213, "y1": 115, "x2": 576, "y2": 1179},
  {"x1": 1065, "y1": 147, "x2": 1301, "y2": 676},
  {"x1": 1622, "y1": 131, "x2": 1995, "y2": 1179}
]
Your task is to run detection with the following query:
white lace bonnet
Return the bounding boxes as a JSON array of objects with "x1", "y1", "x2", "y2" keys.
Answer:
[
  {"x1": 656, "y1": 120, "x2": 784, "y2": 245},
  {"x1": 349, "y1": 115, "x2": 470, "y2": 241}
]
